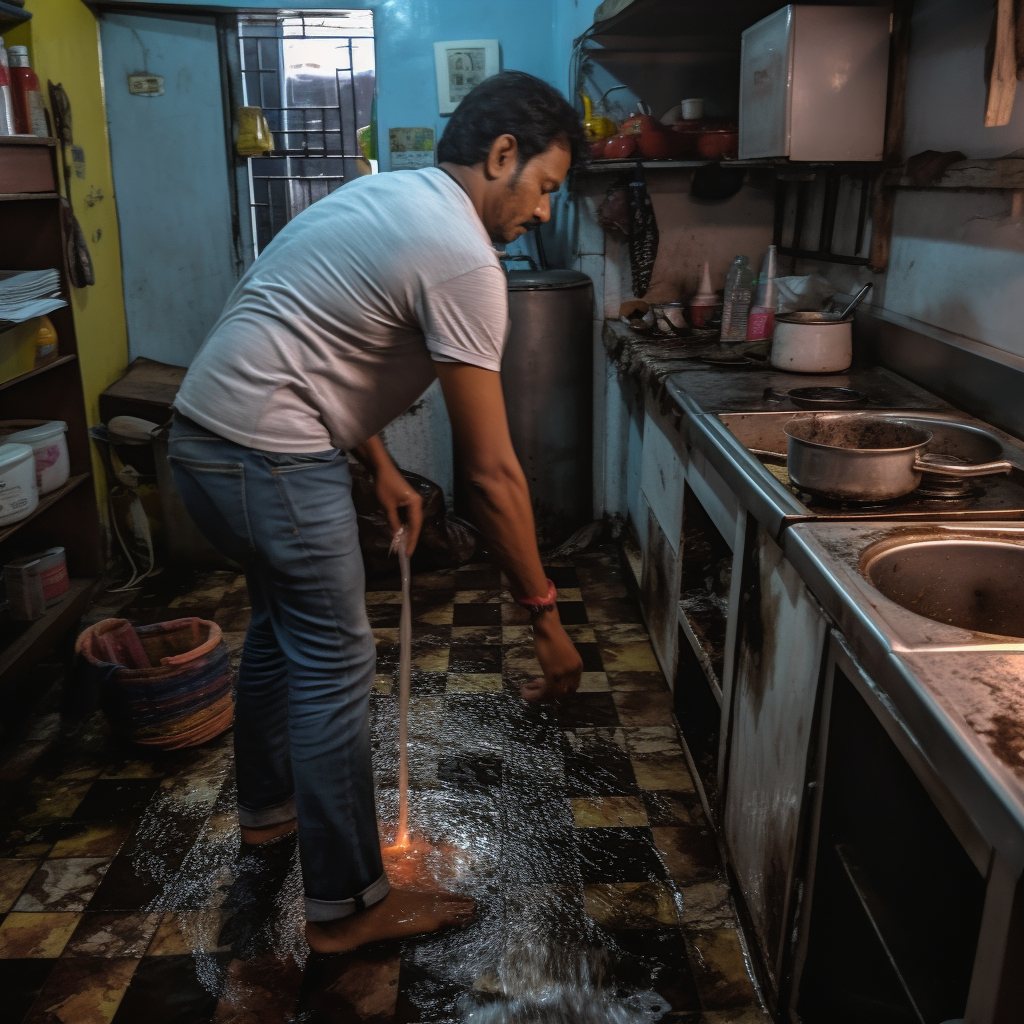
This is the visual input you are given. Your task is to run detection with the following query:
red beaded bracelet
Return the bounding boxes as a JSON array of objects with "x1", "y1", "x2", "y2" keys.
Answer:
[{"x1": 514, "y1": 579, "x2": 558, "y2": 613}]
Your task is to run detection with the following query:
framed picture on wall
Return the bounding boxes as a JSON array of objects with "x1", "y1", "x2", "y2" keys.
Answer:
[{"x1": 433, "y1": 39, "x2": 499, "y2": 115}]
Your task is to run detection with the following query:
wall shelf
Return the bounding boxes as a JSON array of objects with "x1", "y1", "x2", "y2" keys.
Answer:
[
  {"x1": 0, "y1": 136, "x2": 102, "y2": 692},
  {"x1": 0, "y1": 191, "x2": 60, "y2": 202},
  {"x1": 0, "y1": 354, "x2": 77, "y2": 393},
  {"x1": 0, "y1": 473, "x2": 91, "y2": 547},
  {"x1": 894, "y1": 157, "x2": 1024, "y2": 192},
  {"x1": 0, "y1": 579, "x2": 95, "y2": 690}
]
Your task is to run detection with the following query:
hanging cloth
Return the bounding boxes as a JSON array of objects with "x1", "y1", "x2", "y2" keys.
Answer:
[{"x1": 625, "y1": 162, "x2": 658, "y2": 298}]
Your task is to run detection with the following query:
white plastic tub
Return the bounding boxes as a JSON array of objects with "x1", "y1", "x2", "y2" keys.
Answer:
[
  {"x1": 5, "y1": 420, "x2": 70, "y2": 494},
  {"x1": 0, "y1": 443, "x2": 40, "y2": 526}
]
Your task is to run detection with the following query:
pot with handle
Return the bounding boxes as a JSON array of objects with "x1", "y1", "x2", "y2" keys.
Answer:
[
  {"x1": 784, "y1": 414, "x2": 1014, "y2": 502},
  {"x1": 771, "y1": 311, "x2": 852, "y2": 373}
]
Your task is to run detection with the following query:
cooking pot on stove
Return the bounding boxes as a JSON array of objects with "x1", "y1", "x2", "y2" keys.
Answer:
[
  {"x1": 784, "y1": 414, "x2": 1014, "y2": 502},
  {"x1": 771, "y1": 311, "x2": 852, "y2": 373}
]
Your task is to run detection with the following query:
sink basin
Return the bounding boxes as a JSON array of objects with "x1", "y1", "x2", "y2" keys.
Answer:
[{"x1": 862, "y1": 538, "x2": 1024, "y2": 639}]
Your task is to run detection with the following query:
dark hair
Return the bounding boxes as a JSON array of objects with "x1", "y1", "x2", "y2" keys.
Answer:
[{"x1": 437, "y1": 70, "x2": 588, "y2": 171}]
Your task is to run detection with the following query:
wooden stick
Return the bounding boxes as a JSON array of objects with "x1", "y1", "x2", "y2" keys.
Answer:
[{"x1": 986, "y1": 0, "x2": 1018, "y2": 127}]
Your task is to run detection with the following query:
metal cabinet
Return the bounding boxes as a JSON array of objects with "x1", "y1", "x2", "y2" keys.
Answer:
[
  {"x1": 793, "y1": 633, "x2": 994, "y2": 1024},
  {"x1": 722, "y1": 523, "x2": 829, "y2": 1004}
]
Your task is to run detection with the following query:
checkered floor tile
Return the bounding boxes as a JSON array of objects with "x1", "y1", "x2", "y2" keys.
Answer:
[{"x1": 0, "y1": 546, "x2": 768, "y2": 1023}]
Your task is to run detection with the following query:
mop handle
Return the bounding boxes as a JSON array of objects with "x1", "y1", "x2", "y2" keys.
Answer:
[{"x1": 392, "y1": 529, "x2": 412, "y2": 844}]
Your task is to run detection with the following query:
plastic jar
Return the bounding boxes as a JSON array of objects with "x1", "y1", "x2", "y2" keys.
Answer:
[
  {"x1": 5, "y1": 421, "x2": 70, "y2": 494},
  {"x1": 0, "y1": 443, "x2": 39, "y2": 525}
]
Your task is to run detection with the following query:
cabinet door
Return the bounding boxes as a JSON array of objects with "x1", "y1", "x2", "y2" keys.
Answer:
[{"x1": 724, "y1": 524, "x2": 828, "y2": 999}]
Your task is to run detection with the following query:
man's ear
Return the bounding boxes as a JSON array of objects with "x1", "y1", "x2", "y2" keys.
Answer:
[{"x1": 485, "y1": 134, "x2": 519, "y2": 180}]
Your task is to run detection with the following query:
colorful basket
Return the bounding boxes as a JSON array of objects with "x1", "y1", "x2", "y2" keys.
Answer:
[{"x1": 76, "y1": 617, "x2": 234, "y2": 749}]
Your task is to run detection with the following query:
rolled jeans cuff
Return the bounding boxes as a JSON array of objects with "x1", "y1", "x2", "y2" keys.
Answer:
[
  {"x1": 305, "y1": 873, "x2": 392, "y2": 923},
  {"x1": 237, "y1": 796, "x2": 297, "y2": 829}
]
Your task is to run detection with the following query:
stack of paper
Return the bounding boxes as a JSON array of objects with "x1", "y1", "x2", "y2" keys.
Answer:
[{"x1": 0, "y1": 270, "x2": 67, "y2": 326}]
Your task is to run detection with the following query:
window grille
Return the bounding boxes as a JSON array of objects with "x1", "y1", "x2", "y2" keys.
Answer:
[{"x1": 238, "y1": 11, "x2": 375, "y2": 256}]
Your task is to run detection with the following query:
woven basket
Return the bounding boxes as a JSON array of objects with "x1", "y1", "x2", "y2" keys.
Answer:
[{"x1": 76, "y1": 617, "x2": 234, "y2": 750}]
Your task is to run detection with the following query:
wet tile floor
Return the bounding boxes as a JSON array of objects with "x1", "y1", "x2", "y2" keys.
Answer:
[{"x1": 0, "y1": 545, "x2": 769, "y2": 1024}]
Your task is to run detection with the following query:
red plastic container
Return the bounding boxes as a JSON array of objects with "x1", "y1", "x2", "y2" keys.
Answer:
[{"x1": 696, "y1": 128, "x2": 739, "y2": 160}]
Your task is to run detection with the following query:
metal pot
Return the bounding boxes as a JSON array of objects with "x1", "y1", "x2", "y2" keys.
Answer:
[
  {"x1": 650, "y1": 302, "x2": 688, "y2": 335},
  {"x1": 771, "y1": 311, "x2": 852, "y2": 373},
  {"x1": 784, "y1": 414, "x2": 1013, "y2": 501}
]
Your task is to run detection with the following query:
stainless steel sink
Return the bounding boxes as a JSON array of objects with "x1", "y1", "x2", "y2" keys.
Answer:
[
  {"x1": 861, "y1": 537, "x2": 1024, "y2": 640},
  {"x1": 785, "y1": 522, "x2": 1024, "y2": 652}
]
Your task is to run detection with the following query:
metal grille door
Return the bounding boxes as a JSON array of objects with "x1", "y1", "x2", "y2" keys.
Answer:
[{"x1": 238, "y1": 11, "x2": 375, "y2": 256}]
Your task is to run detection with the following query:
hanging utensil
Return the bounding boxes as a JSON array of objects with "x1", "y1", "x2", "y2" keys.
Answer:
[{"x1": 47, "y1": 81, "x2": 94, "y2": 288}]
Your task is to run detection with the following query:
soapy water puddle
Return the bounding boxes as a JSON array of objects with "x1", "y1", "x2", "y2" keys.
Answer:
[
  {"x1": 118, "y1": 690, "x2": 682, "y2": 1022},
  {"x1": 120, "y1": 544, "x2": 678, "y2": 1020}
]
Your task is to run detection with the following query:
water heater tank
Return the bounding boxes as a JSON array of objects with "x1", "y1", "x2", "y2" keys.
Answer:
[{"x1": 502, "y1": 269, "x2": 593, "y2": 547}]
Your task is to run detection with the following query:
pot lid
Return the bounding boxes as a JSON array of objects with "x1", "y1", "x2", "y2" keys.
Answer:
[{"x1": 506, "y1": 269, "x2": 592, "y2": 292}]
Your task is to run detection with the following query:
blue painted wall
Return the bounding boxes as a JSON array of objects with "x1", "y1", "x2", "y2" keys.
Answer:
[
  {"x1": 100, "y1": 12, "x2": 240, "y2": 366},
  {"x1": 99, "y1": 0, "x2": 597, "y2": 367}
]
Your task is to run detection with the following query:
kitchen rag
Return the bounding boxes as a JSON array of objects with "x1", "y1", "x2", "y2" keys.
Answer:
[{"x1": 626, "y1": 162, "x2": 658, "y2": 298}]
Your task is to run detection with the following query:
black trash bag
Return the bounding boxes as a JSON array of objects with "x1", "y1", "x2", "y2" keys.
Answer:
[{"x1": 350, "y1": 462, "x2": 480, "y2": 574}]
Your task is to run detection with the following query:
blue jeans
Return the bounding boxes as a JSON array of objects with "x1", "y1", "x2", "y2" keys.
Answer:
[{"x1": 168, "y1": 413, "x2": 389, "y2": 922}]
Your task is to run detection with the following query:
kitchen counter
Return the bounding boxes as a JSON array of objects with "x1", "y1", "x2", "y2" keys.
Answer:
[
  {"x1": 603, "y1": 317, "x2": 946, "y2": 415},
  {"x1": 604, "y1": 314, "x2": 1024, "y2": 919},
  {"x1": 786, "y1": 521, "x2": 1024, "y2": 869}
]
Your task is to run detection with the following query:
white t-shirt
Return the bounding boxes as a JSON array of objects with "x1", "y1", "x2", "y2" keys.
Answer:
[{"x1": 174, "y1": 167, "x2": 508, "y2": 453}]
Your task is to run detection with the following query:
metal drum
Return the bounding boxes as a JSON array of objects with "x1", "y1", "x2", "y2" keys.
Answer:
[{"x1": 502, "y1": 269, "x2": 593, "y2": 547}]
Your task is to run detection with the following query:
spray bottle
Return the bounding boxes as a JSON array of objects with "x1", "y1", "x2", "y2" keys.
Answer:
[{"x1": 746, "y1": 245, "x2": 778, "y2": 341}]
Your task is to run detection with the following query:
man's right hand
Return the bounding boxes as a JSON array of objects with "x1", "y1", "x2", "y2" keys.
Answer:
[{"x1": 520, "y1": 615, "x2": 583, "y2": 702}]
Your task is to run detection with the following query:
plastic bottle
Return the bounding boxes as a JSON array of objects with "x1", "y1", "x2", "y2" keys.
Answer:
[
  {"x1": 0, "y1": 38, "x2": 17, "y2": 136},
  {"x1": 688, "y1": 260, "x2": 719, "y2": 327},
  {"x1": 32, "y1": 315, "x2": 59, "y2": 367},
  {"x1": 8, "y1": 45, "x2": 47, "y2": 137},
  {"x1": 746, "y1": 245, "x2": 779, "y2": 341},
  {"x1": 720, "y1": 255, "x2": 755, "y2": 342}
]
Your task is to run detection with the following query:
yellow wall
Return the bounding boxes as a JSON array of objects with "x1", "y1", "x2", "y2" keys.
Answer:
[{"x1": 7, "y1": 0, "x2": 130, "y2": 506}]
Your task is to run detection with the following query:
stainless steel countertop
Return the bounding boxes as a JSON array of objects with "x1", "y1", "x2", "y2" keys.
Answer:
[
  {"x1": 785, "y1": 522, "x2": 1024, "y2": 868},
  {"x1": 604, "y1": 318, "x2": 1024, "y2": 865}
]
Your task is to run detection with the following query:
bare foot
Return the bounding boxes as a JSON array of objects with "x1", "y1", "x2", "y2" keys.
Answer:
[
  {"x1": 240, "y1": 819, "x2": 297, "y2": 846},
  {"x1": 305, "y1": 888, "x2": 476, "y2": 953}
]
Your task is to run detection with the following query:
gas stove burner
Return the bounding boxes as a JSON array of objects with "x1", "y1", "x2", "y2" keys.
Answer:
[
  {"x1": 915, "y1": 454, "x2": 984, "y2": 499},
  {"x1": 916, "y1": 476, "x2": 984, "y2": 499},
  {"x1": 788, "y1": 386, "x2": 869, "y2": 409}
]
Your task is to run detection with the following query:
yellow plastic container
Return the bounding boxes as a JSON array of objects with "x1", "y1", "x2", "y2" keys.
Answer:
[
  {"x1": 0, "y1": 320, "x2": 38, "y2": 385},
  {"x1": 33, "y1": 315, "x2": 59, "y2": 366},
  {"x1": 236, "y1": 106, "x2": 274, "y2": 157}
]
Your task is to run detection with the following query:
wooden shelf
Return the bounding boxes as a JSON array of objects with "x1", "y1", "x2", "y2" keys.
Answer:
[
  {"x1": 0, "y1": 136, "x2": 102, "y2": 691},
  {"x1": 1, "y1": 308, "x2": 69, "y2": 337},
  {"x1": 0, "y1": 354, "x2": 77, "y2": 393},
  {"x1": 0, "y1": 136, "x2": 54, "y2": 147},
  {"x1": 592, "y1": 0, "x2": 782, "y2": 38},
  {"x1": 894, "y1": 157, "x2": 1024, "y2": 192},
  {"x1": 0, "y1": 579, "x2": 95, "y2": 687},
  {"x1": 0, "y1": 473, "x2": 91, "y2": 546},
  {"x1": 0, "y1": 191, "x2": 59, "y2": 202}
]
